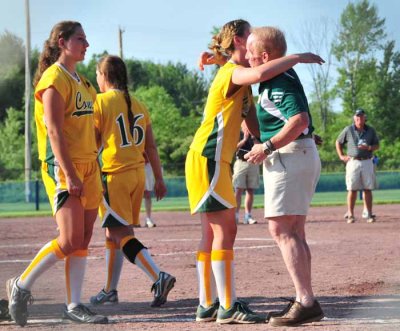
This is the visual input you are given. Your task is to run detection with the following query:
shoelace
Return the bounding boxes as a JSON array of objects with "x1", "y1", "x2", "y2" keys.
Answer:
[
  {"x1": 77, "y1": 304, "x2": 96, "y2": 316},
  {"x1": 278, "y1": 297, "x2": 295, "y2": 314}
]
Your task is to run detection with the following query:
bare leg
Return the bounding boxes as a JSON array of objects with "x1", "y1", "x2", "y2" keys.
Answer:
[
  {"x1": 143, "y1": 190, "x2": 152, "y2": 219},
  {"x1": 347, "y1": 190, "x2": 357, "y2": 217},
  {"x1": 268, "y1": 215, "x2": 314, "y2": 307},
  {"x1": 244, "y1": 189, "x2": 254, "y2": 215},
  {"x1": 235, "y1": 188, "x2": 243, "y2": 218},
  {"x1": 363, "y1": 190, "x2": 373, "y2": 215}
]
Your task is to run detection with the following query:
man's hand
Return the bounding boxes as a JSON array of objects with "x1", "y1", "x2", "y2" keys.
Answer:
[
  {"x1": 244, "y1": 143, "x2": 266, "y2": 164},
  {"x1": 313, "y1": 134, "x2": 323, "y2": 146},
  {"x1": 340, "y1": 155, "x2": 351, "y2": 163}
]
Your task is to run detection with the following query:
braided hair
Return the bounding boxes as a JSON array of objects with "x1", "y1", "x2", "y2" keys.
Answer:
[
  {"x1": 97, "y1": 55, "x2": 134, "y2": 138},
  {"x1": 208, "y1": 19, "x2": 250, "y2": 62}
]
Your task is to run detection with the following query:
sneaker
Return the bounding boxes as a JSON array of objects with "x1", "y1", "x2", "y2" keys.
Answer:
[
  {"x1": 62, "y1": 304, "x2": 108, "y2": 324},
  {"x1": 244, "y1": 214, "x2": 257, "y2": 225},
  {"x1": 0, "y1": 299, "x2": 11, "y2": 321},
  {"x1": 90, "y1": 289, "x2": 118, "y2": 305},
  {"x1": 6, "y1": 276, "x2": 33, "y2": 327},
  {"x1": 146, "y1": 217, "x2": 156, "y2": 228},
  {"x1": 150, "y1": 272, "x2": 176, "y2": 307},
  {"x1": 362, "y1": 212, "x2": 376, "y2": 223},
  {"x1": 196, "y1": 299, "x2": 220, "y2": 322},
  {"x1": 269, "y1": 300, "x2": 324, "y2": 327},
  {"x1": 266, "y1": 298, "x2": 295, "y2": 321},
  {"x1": 216, "y1": 300, "x2": 266, "y2": 324},
  {"x1": 344, "y1": 213, "x2": 355, "y2": 223}
]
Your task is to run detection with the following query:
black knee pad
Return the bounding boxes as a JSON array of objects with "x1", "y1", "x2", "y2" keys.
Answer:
[{"x1": 122, "y1": 238, "x2": 147, "y2": 264}]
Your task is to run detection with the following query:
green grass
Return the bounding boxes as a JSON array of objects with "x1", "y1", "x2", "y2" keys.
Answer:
[{"x1": 0, "y1": 189, "x2": 399, "y2": 218}]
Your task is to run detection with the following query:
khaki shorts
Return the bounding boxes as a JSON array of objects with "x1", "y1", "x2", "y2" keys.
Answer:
[
  {"x1": 99, "y1": 167, "x2": 145, "y2": 227},
  {"x1": 185, "y1": 149, "x2": 236, "y2": 214},
  {"x1": 232, "y1": 159, "x2": 260, "y2": 189},
  {"x1": 144, "y1": 162, "x2": 155, "y2": 191},
  {"x1": 263, "y1": 138, "x2": 321, "y2": 218},
  {"x1": 346, "y1": 158, "x2": 376, "y2": 190},
  {"x1": 41, "y1": 160, "x2": 102, "y2": 215}
]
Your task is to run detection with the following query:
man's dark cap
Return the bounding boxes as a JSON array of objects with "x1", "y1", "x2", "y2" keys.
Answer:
[{"x1": 355, "y1": 109, "x2": 366, "y2": 116}]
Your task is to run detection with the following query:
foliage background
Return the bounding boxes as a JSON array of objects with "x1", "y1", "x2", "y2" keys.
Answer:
[{"x1": 0, "y1": 0, "x2": 399, "y2": 181}]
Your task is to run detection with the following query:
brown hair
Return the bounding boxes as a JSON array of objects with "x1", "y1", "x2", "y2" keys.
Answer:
[
  {"x1": 97, "y1": 55, "x2": 134, "y2": 138},
  {"x1": 250, "y1": 26, "x2": 287, "y2": 58},
  {"x1": 209, "y1": 19, "x2": 250, "y2": 61},
  {"x1": 33, "y1": 21, "x2": 82, "y2": 86}
]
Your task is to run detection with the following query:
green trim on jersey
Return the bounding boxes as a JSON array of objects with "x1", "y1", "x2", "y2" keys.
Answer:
[
  {"x1": 45, "y1": 136, "x2": 55, "y2": 164},
  {"x1": 198, "y1": 157, "x2": 229, "y2": 213},
  {"x1": 102, "y1": 172, "x2": 110, "y2": 205},
  {"x1": 201, "y1": 117, "x2": 219, "y2": 159},
  {"x1": 257, "y1": 68, "x2": 314, "y2": 142}
]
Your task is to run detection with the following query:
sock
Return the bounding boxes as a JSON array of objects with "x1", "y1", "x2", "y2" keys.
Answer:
[
  {"x1": 18, "y1": 239, "x2": 65, "y2": 291},
  {"x1": 121, "y1": 235, "x2": 160, "y2": 283},
  {"x1": 65, "y1": 250, "x2": 87, "y2": 309},
  {"x1": 196, "y1": 251, "x2": 216, "y2": 308},
  {"x1": 211, "y1": 249, "x2": 236, "y2": 309},
  {"x1": 104, "y1": 240, "x2": 124, "y2": 292}
]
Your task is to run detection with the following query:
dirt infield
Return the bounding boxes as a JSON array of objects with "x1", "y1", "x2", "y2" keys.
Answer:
[{"x1": 0, "y1": 204, "x2": 399, "y2": 330}]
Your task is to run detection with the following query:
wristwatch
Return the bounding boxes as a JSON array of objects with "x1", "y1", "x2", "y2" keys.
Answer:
[{"x1": 263, "y1": 139, "x2": 275, "y2": 155}]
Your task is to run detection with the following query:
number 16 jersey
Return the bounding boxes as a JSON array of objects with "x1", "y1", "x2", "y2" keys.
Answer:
[{"x1": 94, "y1": 89, "x2": 150, "y2": 173}]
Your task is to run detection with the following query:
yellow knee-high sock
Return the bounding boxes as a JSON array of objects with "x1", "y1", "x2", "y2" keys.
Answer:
[
  {"x1": 65, "y1": 249, "x2": 87, "y2": 309},
  {"x1": 18, "y1": 239, "x2": 65, "y2": 290},
  {"x1": 211, "y1": 250, "x2": 236, "y2": 309},
  {"x1": 197, "y1": 251, "x2": 217, "y2": 308},
  {"x1": 104, "y1": 240, "x2": 123, "y2": 292}
]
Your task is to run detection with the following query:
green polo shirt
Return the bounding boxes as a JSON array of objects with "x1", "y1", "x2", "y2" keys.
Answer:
[{"x1": 256, "y1": 68, "x2": 314, "y2": 142}]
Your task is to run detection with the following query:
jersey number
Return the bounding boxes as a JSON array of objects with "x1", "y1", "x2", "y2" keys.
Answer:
[{"x1": 116, "y1": 113, "x2": 145, "y2": 148}]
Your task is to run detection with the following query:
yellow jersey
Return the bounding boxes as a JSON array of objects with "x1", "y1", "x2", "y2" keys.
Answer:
[
  {"x1": 35, "y1": 63, "x2": 98, "y2": 164},
  {"x1": 94, "y1": 89, "x2": 150, "y2": 173},
  {"x1": 190, "y1": 62, "x2": 253, "y2": 163}
]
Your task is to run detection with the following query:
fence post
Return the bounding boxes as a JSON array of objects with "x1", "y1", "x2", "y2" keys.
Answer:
[{"x1": 35, "y1": 179, "x2": 39, "y2": 211}]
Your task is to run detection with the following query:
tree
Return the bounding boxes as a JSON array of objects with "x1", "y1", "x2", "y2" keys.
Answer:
[
  {"x1": 77, "y1": 51, "x2": 108, "y2": 91},
  {"x1": 0, "y1": 108, "x2": 25, "y2": 179},
  {"x1": 125, "y1": 60, "x2": 208, "y2": 117},
  {"x1": 0, "y1": 31, "x2": 25, "y2": 121},
  {"x1": 134, "y1": 86, "x2": 201, "y2": 175},
  {"x1": 333, "y1": 0, "x2": 386, "y2": 114},
  {"x1": 294, "y1": 18, "x2": 335, "y2": 131},
  {"x1": 369, "y1": 41, "x2": 400, "y2": 142}
]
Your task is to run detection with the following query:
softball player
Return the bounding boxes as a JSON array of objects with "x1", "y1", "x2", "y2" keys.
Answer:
[
  {"x1": 6, "y1": 21, "x2": 107, "y2": 326},
  {"x1": 90, "y1": 55, "x2": 175, "y2": 308}
]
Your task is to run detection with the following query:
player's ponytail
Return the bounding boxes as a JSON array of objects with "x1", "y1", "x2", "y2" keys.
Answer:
[
  {"x1": 33, "y1": 21, "x2": 82, "y2": 87},
  {"x1": 97, "y1": 55, "x2": 134, "y2": 138},
  {"x1": 208, "y1": 19, "x2": 250, "y2": 62}
]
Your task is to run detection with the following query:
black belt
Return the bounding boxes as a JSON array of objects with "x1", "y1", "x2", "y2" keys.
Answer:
[
  {"x1": 296, "y1": 133, "x2": 313, "y2": 140},
  {"x1": 352, "y1": 157, "x2": 371, "y2": 161}
]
